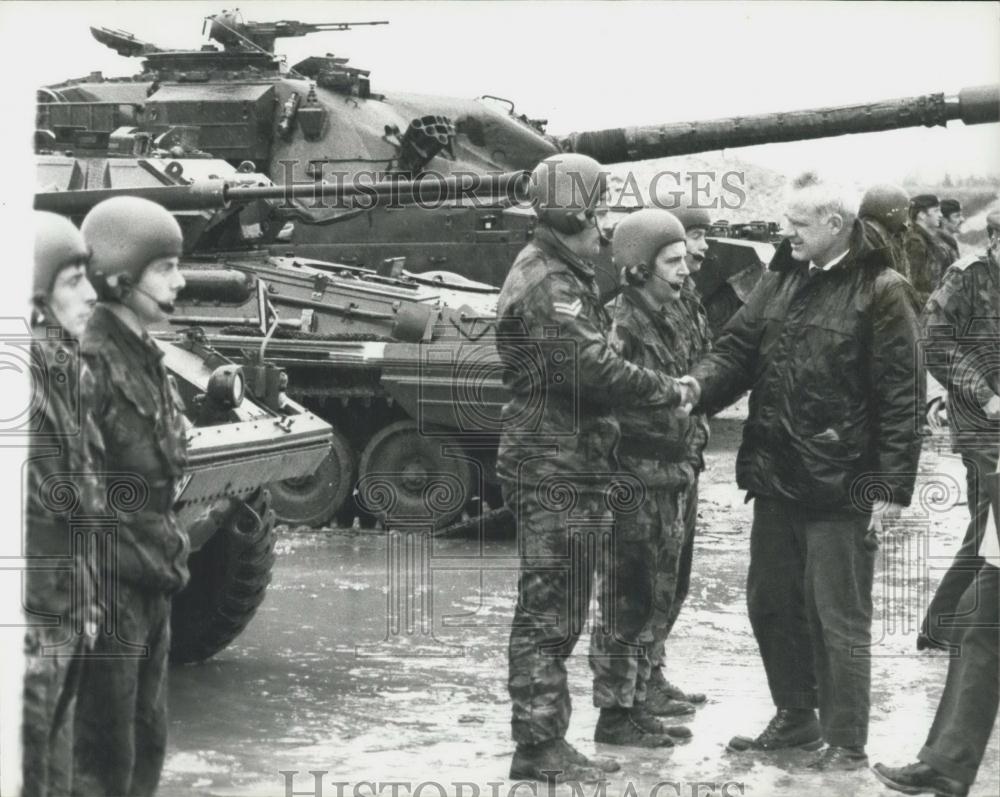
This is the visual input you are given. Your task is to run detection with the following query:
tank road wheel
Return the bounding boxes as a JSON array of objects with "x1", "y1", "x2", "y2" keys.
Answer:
[
  {"x1": 269, "y1": 427, "x2": 356, "y2": 528},
  {"x1": 357, "y1": 420, "x2": 474, "y2": 529},
  {"x1": 170, "y1": 488, "x2": 277, "y2": 664}
]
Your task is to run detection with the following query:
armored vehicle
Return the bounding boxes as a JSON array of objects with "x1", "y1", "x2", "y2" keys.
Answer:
[
  {"x1": 35, "y1": 10, "x2": 999, "y2": 320},
  {"x1": 162, "y1": 330, "x2": 330, "y2": 662}
]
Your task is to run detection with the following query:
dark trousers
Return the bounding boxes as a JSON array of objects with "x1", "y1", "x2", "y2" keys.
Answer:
[
  {"x1": 919, "y1": 564, "x2": 999, "y2": 785},
  {"x1": 72, "y1": 584, "x2": 171, "y2": 797},
  {"x1": 922, "y1": 449, "x2": 999, "y2": 646},
  {"x1": 747, "y1": 497, "x2": 875, "y2": 747}
]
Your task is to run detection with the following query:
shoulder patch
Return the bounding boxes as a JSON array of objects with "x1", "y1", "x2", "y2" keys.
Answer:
[{"x1": 552, "y1": 298, "x2": 583, "y2": 318}]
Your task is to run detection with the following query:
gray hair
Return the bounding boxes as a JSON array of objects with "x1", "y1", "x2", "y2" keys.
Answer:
[{"x1": 787, "y1": 171, "x2": 860, "y2": 223}]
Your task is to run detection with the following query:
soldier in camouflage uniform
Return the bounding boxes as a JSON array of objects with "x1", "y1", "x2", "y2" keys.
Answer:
[
  {"x1": 874, "y1": 207, "x2": 999, "y2": 797},
  {"x1": 904, "y1": 194, "x2": 957, "y2": 307},
  {"x1": 72, "y1": 197, "x2": 189, "y2": 797},
  {"x1": 860, "y1": 184, "x2": 911, "y2": 279},
  {"x1": 497, "y1": 155, "x2": 692, "y2": 781},
  {"x1": 641, "y1": 206, "x2": 714, "y2": 714},
  {"x1": 918, "y1": 208, "x2": 1000, "y2": 652},
  {"x1": 588, "y1": 209, "x2": 695, "y2": 748},
  {"x1": 23, "y1": 212, "x2": 102, "y2": 797}
]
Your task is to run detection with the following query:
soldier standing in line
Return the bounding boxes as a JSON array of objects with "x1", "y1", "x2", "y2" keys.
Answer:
[
  {"x1": 23, "y1": 212, "x2": 102, "y2": 797},
  {"x1": 639, "y1": 205, "x2": 713, "y2": 716},
  {"x1": 588, "y1": 209, "x2": 698, "y2": 749},
  {"x1": 917, "y1": 208, "x2": 1000, "y2": 652},
  {"x1": 497, "y1": 155, "x2": 693, "y2": 782},
  {"x1": 72, "y1": 197, "x2": 189, "y2": 797},
  {"x1": 904, "y1": 194, "x2": 957, "y2": 306},
  {"x1": 874, "y1": 213, "x2": 999, "y2": 797},
  {"x1": 860, "y1": 184, "x2": 911, "y2": 279},
  {"x1": 938, "y1": 198, "x2": 964, "y2": 263}
]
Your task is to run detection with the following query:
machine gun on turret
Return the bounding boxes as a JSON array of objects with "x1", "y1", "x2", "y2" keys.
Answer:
[{"x1": 205, "y1": 10, "x2": 387, "y2": 53}]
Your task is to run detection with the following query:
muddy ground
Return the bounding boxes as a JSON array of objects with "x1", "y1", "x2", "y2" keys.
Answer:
[{"x1": 161, "y1": 401, "x2": 998, "y2": 796}]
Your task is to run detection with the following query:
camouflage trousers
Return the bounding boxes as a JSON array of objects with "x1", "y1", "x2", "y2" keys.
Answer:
[
  {"x1": 590, "y1": 482, "x2": 687, "y2": 708},
  {"x1": 507, "y1": 486, "x2": 614, "y2": 745},
  {"x1": 73, "y1": 584, "x2": 171, "y2": 797},
  {"x1": 22, "y1": 627, "x2": 90, "y2": 797},
  {"x1": 644, "y1": 478, "x2": 700, "y2": 678}
]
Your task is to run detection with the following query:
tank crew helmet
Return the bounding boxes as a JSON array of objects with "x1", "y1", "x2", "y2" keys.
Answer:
[
  {"x1": 612, "y1": 208, "x2": 686, "y2": 286},
  {"x1": 860, "y1": 184, "x2": 910, "y2": 235},
  {"x1": 81, "y1": 196, "x2": 184, "y2": 302},
  {"x1": 671, "y1": 205, "x2": 713, "y2": 232},
  {"x1": 987, "y1": 208, "x2": 1000, "y2": 236},
  {"x1": 33, "y1": 211, "x2": 89, "y2": 303},
  {"x1": 529, "y1": 153, "x2": 608, "y2": 235}
]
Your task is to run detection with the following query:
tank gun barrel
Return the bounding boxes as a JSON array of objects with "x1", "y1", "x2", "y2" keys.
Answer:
[
  {"x1": 33, "y1": 172, "x2": 530, "y2": 216},
  {"x1": 561, "y1": 85, "x2": 1000, "y2": 164}
]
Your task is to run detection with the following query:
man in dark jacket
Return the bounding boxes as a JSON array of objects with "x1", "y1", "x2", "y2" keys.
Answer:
[
  {"x1": 937, "y1": 198, "x2": 964, "y2": 264},
  {"x1": 23, "y1": 212, "x2": 102, "y2": 797},
  {"x1": 904, "y1": 194, "x2": 956, "y2": 306},
  {"x1": 918, "y1": 208, "x2": 1000, "y2": 651},
  {"x1": 686, "y1": 172, "x2": 924, "y2": 771},
  {"x1": 498, "y1": 154, "x2": 692, "y2": 782},
  {"x1": 72, "y1": 197, "x2": 189, "y2": 797}
]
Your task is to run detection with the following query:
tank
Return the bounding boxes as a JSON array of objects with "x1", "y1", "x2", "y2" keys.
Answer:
[{"x1": 34, "y1": 10, "x2": 999, "y2": 314}]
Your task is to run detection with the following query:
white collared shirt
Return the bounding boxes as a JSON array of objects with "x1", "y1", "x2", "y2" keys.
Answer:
[{"x1": 809, "y1": 249, "x2": 850, "y2": 274}]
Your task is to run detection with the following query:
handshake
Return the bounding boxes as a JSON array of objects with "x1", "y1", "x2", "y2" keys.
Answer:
[{"x1": 675, "y1": 375, "x2": 701, "y2": 417}]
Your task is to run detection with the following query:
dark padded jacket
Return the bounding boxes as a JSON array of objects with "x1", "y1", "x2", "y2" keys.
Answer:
[{"x1": 691, "y1": 220, "x2": 924, "y2": 510}]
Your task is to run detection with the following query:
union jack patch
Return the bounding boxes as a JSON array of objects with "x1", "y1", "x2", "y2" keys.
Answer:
[{"x1": 552, "y1": 299, "x2": 583, "y2": 318}]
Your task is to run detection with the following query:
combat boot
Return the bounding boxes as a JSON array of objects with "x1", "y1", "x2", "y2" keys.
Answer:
[
  {"x1": 594, "y1": 707, "x2": 675, "y2": 748},
  {"x1": 649, "y1": 667, "x2": 707, "y2": 705},
  {"x1": 726, "y1": 708, "x2": 823, "y2": 753},
  {"x1": 644, "y1": 676, "x2": 696, "y2": 717},
  {"x1": 509, "y1": 739, "x2": 610, "y2": 783},
  {"x1": 871, "y1": 762, "x2": 969, "y2": 797},
  {"x1": 632, "y1": 703, "x2": 693, "y2": 741}
]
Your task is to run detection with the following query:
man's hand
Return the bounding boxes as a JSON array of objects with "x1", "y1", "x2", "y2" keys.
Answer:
[
  {"x1": 677, "y1": 375, "x2": 701, "y2": 415},
  {"x1": 927, "y1": 396, "x2": 948, "y2": 432},
  {"x1": 867, "y1": 501, "x2": 905, "y2": 533},
  {"x1": 985, "y1": 393, "x2": 1000, "y2": 421}
]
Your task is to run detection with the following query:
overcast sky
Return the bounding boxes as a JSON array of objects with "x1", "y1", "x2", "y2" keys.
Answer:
[{"x1": 1, "y1": 0, "x2": 997, "y2": 185}]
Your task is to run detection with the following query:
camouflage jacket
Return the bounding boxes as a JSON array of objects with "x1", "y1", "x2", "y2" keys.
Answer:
[
  {"x1": 921, "y1": 250, "x2": 1000, "y2": 453},
  {"x1": 82, "y1": 305, "x2": 190, "y2": 594},
  {"x1": 904, "y1": 223, "x2": 957, "y2": 307},
  {"x1": 25, "y1": 328, "x2": 102, "y2": 624},
  {"x1": 495, "y1": 226, "x2": 682, "y2": 506},
  {"x1": 691, "y1": 220, "x2": 924, "y2": 510},
  {"x1": 611, "y1": 285, "x2": 710, "y2": 484},
  {"x1": 937, "y1": 230, "x2": 961, "y2": 264}
]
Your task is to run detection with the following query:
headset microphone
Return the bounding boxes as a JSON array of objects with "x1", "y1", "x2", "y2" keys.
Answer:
[{"x1": 132, "y1": 283, "x2": 176, "y2": 315}]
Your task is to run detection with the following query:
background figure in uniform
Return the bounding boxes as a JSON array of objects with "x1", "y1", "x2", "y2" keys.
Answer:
[
  {"x1": 918, "y1": 209, "x2": 1000, "y2": 652},
  {"x1": 937, "y1": 198, "x2": 964, "y2": 263},
  {"x1": 873, "y1": 225, "x2": 1000, "y2": 797},
  {"x1": 860, "y1": 184, "x2": 911, "y2": 279},
  {"x1": 72, "y1": 197, "x2": 189, "y2": 797},
  {"x1": 589, "y1": 209, "x2": 698, "y2": 749},
  {"x1": 905, "y1": 194, "x2": 957, "y2": 306},
  {"x1": 641, "y1": 204, "x2": 713, "y2": 714},
  {"x1": 496, "y1": 154, "x2": 692, "y2": 782},
  {"x1": 686, "y1": 171, "x2": 924, "y2": 771},
  {"x1": 23, "y1": 212, "x2": 102, "y2": 797}
]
